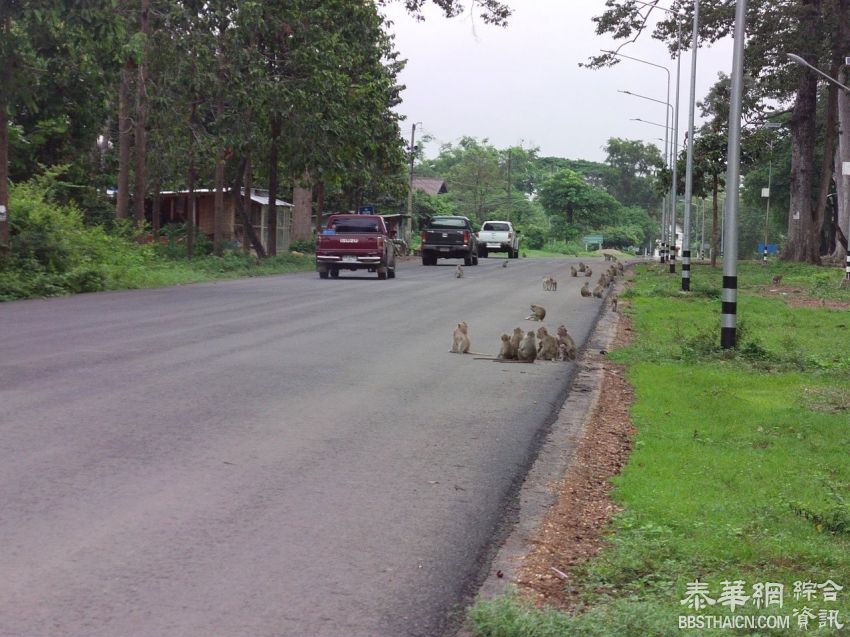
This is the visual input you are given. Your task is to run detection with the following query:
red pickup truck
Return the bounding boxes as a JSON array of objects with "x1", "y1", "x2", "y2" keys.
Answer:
[{"x1": 315, "y1": 214, "x2": 397, "y2": 280}]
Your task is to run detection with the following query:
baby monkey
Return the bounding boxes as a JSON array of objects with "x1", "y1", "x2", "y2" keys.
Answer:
[
  {"x1": 556, "y1": 325, "x2": 577, "y2": 361},
  {"x1": 455, "y1": 264, "x2": 464, "y2": 278},
  {"x1": 450, "y1": 321, "x2": 470, "y2": 353}
]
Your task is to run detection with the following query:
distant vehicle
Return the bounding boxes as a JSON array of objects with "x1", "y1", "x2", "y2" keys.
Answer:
[
  {"x1": 316, "y1": 214, "x2": 396, "y2": 280},
  {"x1": 476, "y1": 220, "x2": 519, "y2": 259},
  {"x1": 420, "y1": 216, "x2": 479, "y2": 266}
]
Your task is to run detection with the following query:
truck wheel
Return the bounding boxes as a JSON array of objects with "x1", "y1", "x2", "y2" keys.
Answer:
[
  {"x1": 388, "y1": 267, "x2": 396, "y2": 279},
  {"x1": 510, "y1": 248, "x2": 518, "y2": 259},
  {"x1": 422, "y1": 255, "x2": 434, "y2": 266},
  {"x1": 464, "y1": 254, "x2": 473, "y2": 266},
  {"x1": 377, "y1": 269, "x2": 388, "y2": 280},
  {"x1": 330, "y1": 268, "x2": 339, "y2": 278},
  {"x1": 479, "y1": 247, "x2": 488, "y2": 258},
  {"x1": 319, "y1": 270, "x2": 329, "y2": 279},
  {"x1": 472, "y1": 254, "x2": 479, "y2": 265}
]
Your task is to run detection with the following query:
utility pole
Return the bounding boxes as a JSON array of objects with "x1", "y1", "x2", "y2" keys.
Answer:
[
  {"x1": 681, "y1": 0, "x2": 699, "y2": 290},
  {"x1": 506, "y1": 148, "x2": 512, "y2": 222},
  {"x1": 721, "y1": 0, "x2": 748, "y2": 349},
  {"x1": 406, "y1": 123, "x2": 416, "y2": 245},
  {"x1": 670, "y1": 22, "x2": 683, "y2": 273}
]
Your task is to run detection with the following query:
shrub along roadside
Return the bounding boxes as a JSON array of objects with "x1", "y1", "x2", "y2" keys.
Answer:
[
  {"x1": 0, "y1": 180, "x2": 313, "y2": 302},
  {"x1": 469, "y1": 262, "x2": 850, "y2": 637}
]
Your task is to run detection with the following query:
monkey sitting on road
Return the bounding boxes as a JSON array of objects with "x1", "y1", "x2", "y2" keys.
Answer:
[
  {"x1": 502, "y1": 260, "x2": 508, "y2": 268},
  {"x1": 526, "y1": 304, "x2": 546, "y2": 321},
  {"x1": 578, "y1": 262, "x2": 586, "y2": 272},
  {"x1": 580, "y1": 282, "x2": 592, "y2": 297},
  {"x1": 455, "y1": 264, "x2": 464, "y2": 278},
  {"x1": 449, "y1": 321, "x2": 470, "y2": 353},
  {"x1": 498, "y1": 333, "x2": 514, "y2": 359},
  {"x1": 509, "y1": 327, "x2": 523, "y2": 359},
  {"x1": 592, "y1": 283, "x2": 604, "y2": 298},
  {"x1": 584, "y1": 267, "x2": 593, "y2": 277},
  {"x1": 570, "y1": 265, "x2": 578, "y2": 277},
  {"x1": 536, "y1": 326, "x2": 559, "y2": 361},
  {"x1": 556, "y1": 325, "x2": 577, "y2": 361},
  {"x1": 517, "y1": 330, "x2": 537, "y2": 362}
]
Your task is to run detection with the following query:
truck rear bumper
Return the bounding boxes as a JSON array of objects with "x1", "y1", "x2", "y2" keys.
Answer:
[{"x1": 422, "y1": 246, "x2": 470, "y2": 258}]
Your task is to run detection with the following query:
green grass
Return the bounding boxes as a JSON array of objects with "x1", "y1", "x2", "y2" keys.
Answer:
[{"x1": 469, "y1": 261, "x2": 850, "y2": 637}]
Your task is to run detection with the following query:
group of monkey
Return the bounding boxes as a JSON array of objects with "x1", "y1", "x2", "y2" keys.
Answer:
[
  {"x1": 448, "y1": 256, "x2": 627, "y2": 364},
  {"x1": 449, "y1": 319, "x2": 576, "y2": 363}
]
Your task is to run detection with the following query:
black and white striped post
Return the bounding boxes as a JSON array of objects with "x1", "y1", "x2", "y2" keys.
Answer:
[
  {"x1": 721, "y1": 0, "x2": 748, "y2": 349},
  {"x1": 845, "y1": 253, "x2": 850, "y2": 285}
]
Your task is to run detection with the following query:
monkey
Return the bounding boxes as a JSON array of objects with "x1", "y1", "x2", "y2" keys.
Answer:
[
  {"x1": 570, "y1": 265, "x2": 578, "y2": 277},
  {"x1": 617, "y1": 261, "x2": 624, "y2": 273},
  {"x1": 592, "y1": 283, "x2": 604, "y2": 298},
  {"x1": 509, "y1": 327, "x2": 523, "y2": 359},
  {"x1": 536, "y1": 326, "x2": 559, "y2": 361},
  {"x1": 455, "y1": 264, "x2": 464, "y2": 278},
  {"x1": 551, "y1": 277, "x2": 558, "y2": 291},
  {"x1": 772, "y1": 275, "x2": 782, "y2": 285},
  {"x1": 612, "y1": 295, "x2": 619, "y2": 312},
  {"x1": 502, "y1": 259, "x2": 508, "y2": 268},
  {"x1": 578, "y1": 262, "x2": 586, "y2": 272},
  {"x1": 598, "y1": 274, "x2": 609, "y2": 288},
  {"x1": 526, "y1": 304, "x2": 546, "y2": 321},
  {"x1": 556, "y1": 325, "x2": 577, "y2": 361},
  {"x1": 542, "y1": 276, "x2": 558, "y2": 291},
  {"x1": 580, "y1": 282, "x2": 592, "y2": 297},
  {"x1": 517, "y1": 330, "x2": 537, "y2": 362},
  {"x1": 498, "y1": 333, "x2": 513, "y2": 359},
  {"x1": 449, "y1": 321, "x2": 470, "y2": 353},
  {"x1": 584, "y1": 267, "x2": 593, "y2": 277}
]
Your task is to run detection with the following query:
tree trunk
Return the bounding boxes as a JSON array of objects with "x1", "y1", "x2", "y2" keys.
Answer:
[
  {"x1": 152, "y1": 176, "x2": 161, "y2": 237},
  {"x1": 187, "y1": 103, "x2": 196, "y2": 259},
  {"x1": 133, "y1": 0, "x2": 149, "y2": 228},
  {"x1": 834, "y1": 0, "x2": 850, "y2": 259},
  {"x1": 267, "y1": 114, "x2": 281, "y2": 257},
  {"x1": 314, "y1": 180, "x2": 325, "y2": 234},
  {"x1": 233, "y1": 156, "x2": 266, "y2": 258},
  {"x1": 117, "y1": 62, "x2": 132, "y2": 220},
  {"x1": 242, "y1": 157, "x2": 252, "y2": 253},
  {"x1": 710, "y1": 173, "x2": 719, "y2": 267},
  {"x1": 782, "y1": 0, "x2": 822, "y2": 264},
  {"x1": 292, "y1": 171, "x2": 313, "y2": 243},
  {"x1": 813, "y1": 74, "x2": 838, "y2": 255},
  {"x1": 0, "y1": 99, "x2": 8, "y2": 253}
]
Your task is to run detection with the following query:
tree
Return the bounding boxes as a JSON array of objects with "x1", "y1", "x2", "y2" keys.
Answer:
[
  {"x1": 602, "y1": 138, "x2": 664, "y2": 209},
  {"x1": 538, "y1": 169, "x2": 620, "y2": 233}
]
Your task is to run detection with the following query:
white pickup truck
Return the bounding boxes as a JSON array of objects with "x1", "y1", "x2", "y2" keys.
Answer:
[{"x1": 476, "y1": 220, "x2": 520, "y2": 259}]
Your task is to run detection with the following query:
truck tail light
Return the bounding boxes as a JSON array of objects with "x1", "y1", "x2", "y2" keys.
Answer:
[
  {"x1": 377, "y1": 236, "x2": 384, "y2": 250},
  {"x1": 463, "y1": 231, "x2": 469, "y2": 244},
  {"x1": 508, "y1": 232, "x2": 513, "y2": 240},
  {"x1": 421, "y1": 231, "x2": 427, "y2": 242}
]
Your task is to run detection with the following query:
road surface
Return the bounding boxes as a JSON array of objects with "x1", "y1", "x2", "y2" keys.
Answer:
[{"x1": 0, "y1": 256, "x2": 608, "y2": 637}]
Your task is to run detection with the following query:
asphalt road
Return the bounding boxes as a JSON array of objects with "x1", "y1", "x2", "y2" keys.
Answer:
[{"x1": 0, "y1": 255, "x2": 609, "y2": 637}]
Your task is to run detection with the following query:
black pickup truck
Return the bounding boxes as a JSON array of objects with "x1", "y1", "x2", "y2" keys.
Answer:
[{"x1": 420, "y1": 216, "x2": 479, "y2": 266}]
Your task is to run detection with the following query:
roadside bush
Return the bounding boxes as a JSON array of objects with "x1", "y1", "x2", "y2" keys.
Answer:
[
  {"x1": 520, "y1": 226, "x2": 546, "y2": 250},
  {"x1": 289, "y1": 239, "x2": 316, "y2": 254}
]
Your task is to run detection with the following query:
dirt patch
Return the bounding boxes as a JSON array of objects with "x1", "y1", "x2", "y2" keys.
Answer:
[
  {"x1": 513, "y1": 311, "x2": 637, "y2": 611},
  {"x1": 759, "y1": 285, "x2": 850, "y2": 309}
]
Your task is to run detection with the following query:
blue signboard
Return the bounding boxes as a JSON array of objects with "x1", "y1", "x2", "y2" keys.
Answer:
[{"x1": 357, "y1": 205, "x2": 375, "y2": 215}]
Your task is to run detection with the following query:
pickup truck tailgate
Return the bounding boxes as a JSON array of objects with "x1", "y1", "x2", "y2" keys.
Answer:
[{"x1": 424, "y1": 229, "x2": 467, "y2": 245}]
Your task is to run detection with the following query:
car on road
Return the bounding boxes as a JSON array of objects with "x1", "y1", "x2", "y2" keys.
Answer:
[
  {"x1": 420, "y1": 216, "x2": 479, "y2": 266},
  {"x1": 476, "y1": 220, "x2": 519, "y2": 259},
  {"x1": 316, "y1": 214, "x2": 396, "y2": 279}
]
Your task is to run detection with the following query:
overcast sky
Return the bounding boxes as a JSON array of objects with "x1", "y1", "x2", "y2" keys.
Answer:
[{"x1": 381, "y1": 0, "x2": 734, "y2": 164}]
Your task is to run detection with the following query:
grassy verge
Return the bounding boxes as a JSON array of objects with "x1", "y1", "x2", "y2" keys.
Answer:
[{"x1": 469, "y1": 261, "x2": 850, "y2": 637}]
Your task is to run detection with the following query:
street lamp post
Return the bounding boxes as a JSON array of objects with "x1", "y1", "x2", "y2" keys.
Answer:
[
  {"x1": 721, "y1": 0, "x2": 748, "y2": 349},
  {"x1": 606, "y1": 50, "x2": 673, "y2": 262},
  {"x1": 681, "y1": 0, "x2": 700, "y2": 291}
]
